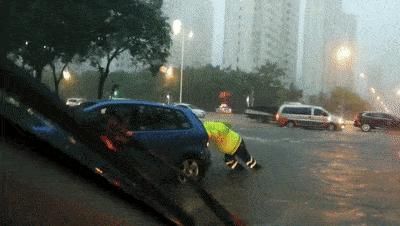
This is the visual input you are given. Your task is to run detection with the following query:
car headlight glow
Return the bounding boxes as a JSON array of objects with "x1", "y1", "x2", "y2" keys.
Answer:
[{"x1": 338, "y1": 118, "x2": 344, "y2": 124}]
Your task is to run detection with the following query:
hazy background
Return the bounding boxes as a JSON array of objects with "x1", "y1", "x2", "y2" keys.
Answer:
[
  {"x1": 211, "y1": 0, "x2": 400, "y2": 108},
  {"x1": 343, "y1": 0, "x2": 400, "y2": 88}
]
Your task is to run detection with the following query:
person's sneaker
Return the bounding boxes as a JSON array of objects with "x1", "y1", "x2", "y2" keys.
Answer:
[{"x1": 251, "y1": 164, "x2": 262, "y2": 171}]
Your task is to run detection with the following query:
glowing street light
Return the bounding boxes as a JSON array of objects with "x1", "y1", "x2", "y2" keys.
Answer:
[
  {"x1": 159, "y1": 65, "x2": 168, "y2": 74},
  {"x1": 166, "y1": 66, "x2": 174, "y2": 79},
  {"x1": 397, "y1": 89, "x2": 400, "y2": 96},
  {"x1": 370, "y1": 87, "x2": 376, "y2": 94},
  {"x1": 188, "y1": 31, "x2": 194, "y2": 39},
  {"x1": 376, "y1": 96, "x2": 380, "y2": 101},
  {"x1": 359, "y1": 73, "x2": 366, "y2": 79},
  {"x1": 63, "y1": 68, "x2": 71, "y2": 81},
  {"x1": 172, "y1": 19, "x2": 182, "y2": 35},
  {"x1": 336, "y1": 46, "x2": 351, "y2": 62}
]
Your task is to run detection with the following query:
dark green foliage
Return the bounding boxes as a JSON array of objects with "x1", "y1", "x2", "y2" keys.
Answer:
[
  {"x1": 53, "y1": 62, "x2": 303, "y2": 113},
  {"x1": 309, "y1": 87, "x2": 370, "y2": 118},
  {"x1": 4, "y1": 0, "x2": 171, "y2": 99}
]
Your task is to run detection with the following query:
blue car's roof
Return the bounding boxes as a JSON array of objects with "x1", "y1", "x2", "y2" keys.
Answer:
[{"x1": 83, "y1": 99, "x2": 187, "y2": 112}]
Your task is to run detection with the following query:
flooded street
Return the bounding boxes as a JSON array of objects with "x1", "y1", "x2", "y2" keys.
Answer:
[
  {"x1": 2, "y1": 114, "x2": 400, "y2": 225},
  {"x1": 202, "y1": 114, "x2": 400, "y2": 225}
]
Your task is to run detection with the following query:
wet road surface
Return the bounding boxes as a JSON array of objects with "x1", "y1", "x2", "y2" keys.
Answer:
[
  {"x1": 202, "y1": 113, "x2": 400, "y2": 225},
  {"x1": 2, "y1": 113, "x2": 400, "y2": 225}
]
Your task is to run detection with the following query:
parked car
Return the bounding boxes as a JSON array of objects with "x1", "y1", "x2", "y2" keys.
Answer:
[
  {"x1": 74, "y1": 99, "x2": 211, "y2": 182},
  {"x1": 216, "y1": 104, "x2": 232, "y2": 114},
  {"x1": 276, "y1": 103, "x2": 344, "y2": 131},
  {"x1": 354, "y1": 111, "x2": 400, "y2": 132},
  {"x1": 174, "y1": 103, "x2": 206, "y2": 118},
  {"x1": 66, "y1": 97, "x2": 87, "y2": 106},
  {"x1": 245, "y1": 106, "x2": 279, "y2": 123}
]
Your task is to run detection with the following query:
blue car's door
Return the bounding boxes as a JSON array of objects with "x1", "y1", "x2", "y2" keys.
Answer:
[
  {"x1": 91, "y1": 103, "x2": 206, "y2": 165},
  {"x1": 130, "y1": 104, "x2": 203, "y2": 164}
]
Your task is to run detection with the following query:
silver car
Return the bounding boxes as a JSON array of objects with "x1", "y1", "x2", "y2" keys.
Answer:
[
  {"x1": 66, "y1": 97, "x2": 87, "y2": 107},
  {"x1": 174, "y1": 103, "x2": 206, "y2": 118}
]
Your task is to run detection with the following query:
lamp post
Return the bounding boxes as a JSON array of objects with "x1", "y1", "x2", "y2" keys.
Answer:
[
  {"x1": 173, "y1": 19, "x2": 193, "y2": 103},
  {"x1": 335, "y1": 45, "x2": 352, "y2": 117}
]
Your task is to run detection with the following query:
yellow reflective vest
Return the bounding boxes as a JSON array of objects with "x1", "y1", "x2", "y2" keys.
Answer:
[{"x1": 203, "y1": 121, "x2": 242, "y2": 155}]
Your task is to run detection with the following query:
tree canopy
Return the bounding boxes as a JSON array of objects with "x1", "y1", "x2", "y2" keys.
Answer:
[
  {"x1": 4, "y1": 0, "x2": 171, "y2": 99},
  {"x1": 52, "y1": 62, "x2": 303, "y2": 112},
  {"x1": 88, "y1": 0, "x2": 171, "y2": 98},
  {"x1": 309, "y1": 87, "x2": 370, "y2": 118}
]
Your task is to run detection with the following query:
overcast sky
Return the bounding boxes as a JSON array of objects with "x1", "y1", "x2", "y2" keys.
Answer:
[
  {"x1": 211, "y1": 0, "x2": 225, "y2": 66},
  {"x1": 211, "y1": 0, "x2": 400, "y2": 93},
  {"x1": 343, "y1": 0, "x2": 400, "y2": 88}
]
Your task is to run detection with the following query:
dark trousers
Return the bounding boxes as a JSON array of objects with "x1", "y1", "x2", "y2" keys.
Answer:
[{"x1": 224, "y1": 140, "x2": 257, "y2": 169}]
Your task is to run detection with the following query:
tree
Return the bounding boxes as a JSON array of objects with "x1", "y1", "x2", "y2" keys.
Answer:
[
  {"x1": 6, "y1": 0, "x2": 58, "y2": 80},
  {"x1": 325, "y1": 87, "x2": 370, "y2": 117},
  {"x1": 285, "y1": 83, "x2": 303, "y2": 102},
  {"x1": 88, "y1": 0, "x2": 171, "y2": 99},
  {"x1": 48, "y1": 0, "x2": 100, "y2": 96},
  {"x1": 5, "y1": 0, "x2": 98, "y2": 94},
  {"x1": 309, "y1": 92, "x2": 328, "y2": 106},
  {"x1": 248, "y1": 62, "x2": 287, "y2": 106}
]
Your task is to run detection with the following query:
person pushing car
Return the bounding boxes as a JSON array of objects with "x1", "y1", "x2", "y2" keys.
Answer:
[{"x1": 203, "y1": 121, "x2": 260, "y2": 170}]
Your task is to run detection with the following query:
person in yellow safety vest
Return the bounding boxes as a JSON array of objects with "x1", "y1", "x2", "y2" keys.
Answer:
[{"x1": 203, "y1": 121, "x2": 260, "y2": 170}]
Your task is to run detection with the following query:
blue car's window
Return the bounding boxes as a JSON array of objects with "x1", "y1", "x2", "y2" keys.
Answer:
[{"x1": 131, "y1": 105, "x2": 191, "y2": 131}]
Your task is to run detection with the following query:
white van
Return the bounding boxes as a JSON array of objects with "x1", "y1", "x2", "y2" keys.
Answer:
[{"x1": 276, "y1": 104, "x2": 344, "y2": 131}]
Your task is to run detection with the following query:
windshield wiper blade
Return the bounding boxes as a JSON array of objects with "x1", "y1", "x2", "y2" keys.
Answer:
[{"x1": 0, "y1": 66, "x2": 246, "y2": 226}]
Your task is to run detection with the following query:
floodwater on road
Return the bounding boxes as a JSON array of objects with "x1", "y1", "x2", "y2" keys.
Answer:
[{"x1": 202, "y1": 113, "x2": 400, "y2": 225}]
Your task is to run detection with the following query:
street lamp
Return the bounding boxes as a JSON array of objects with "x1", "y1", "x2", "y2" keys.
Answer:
[
  {"x1": 172, "y1": 19, "x2": 193, "y2": 103},
  {"x1": 334, "y1": 45, "x2": 352, "y2": 118},
  {"x1": 370, "y1": 87, "x2": 376, "y2": 94},
  {"x1": 336, "y1": 46, "x2": 351, "y2": 63},
  {"x1": 166, "y1": 66, "x2": 174, "y2": 79},
  {"x1": 63, "y1": 68, "x2": 71, "y2": 81}
]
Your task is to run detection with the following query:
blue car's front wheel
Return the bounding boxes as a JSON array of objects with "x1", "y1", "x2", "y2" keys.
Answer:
[{"x1": 178, "y1": 158, "x2": 204, "y2": 183}]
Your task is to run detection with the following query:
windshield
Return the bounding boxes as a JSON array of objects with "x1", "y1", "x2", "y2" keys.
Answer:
[{"x1": 2, "y1": 0, "x2": 400, "y2": 225}]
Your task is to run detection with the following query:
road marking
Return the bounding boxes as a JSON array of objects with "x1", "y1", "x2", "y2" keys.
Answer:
[{"x1": 241, "y1": 135, "x2": 360, "y2": 146}]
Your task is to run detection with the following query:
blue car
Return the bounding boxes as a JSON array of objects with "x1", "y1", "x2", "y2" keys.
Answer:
[{"x1": 74, "y1": 99, "x2": 211, "y2": 182}]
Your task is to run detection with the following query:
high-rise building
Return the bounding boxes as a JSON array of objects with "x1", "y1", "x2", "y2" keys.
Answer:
[
  {"x1": 223, "y1": 0, "x2": 300, "y2": 82},
  {"x1": 162, "y1": 0, "x2": 214, "y2": 68},
  {"x1": 301, "y1": 0, "x2": 357, "y2": 98}
]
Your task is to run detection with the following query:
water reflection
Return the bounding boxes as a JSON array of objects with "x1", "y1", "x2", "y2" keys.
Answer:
[{"x1": 311, "y1": 146, "x2": 400, "y2": 224}]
